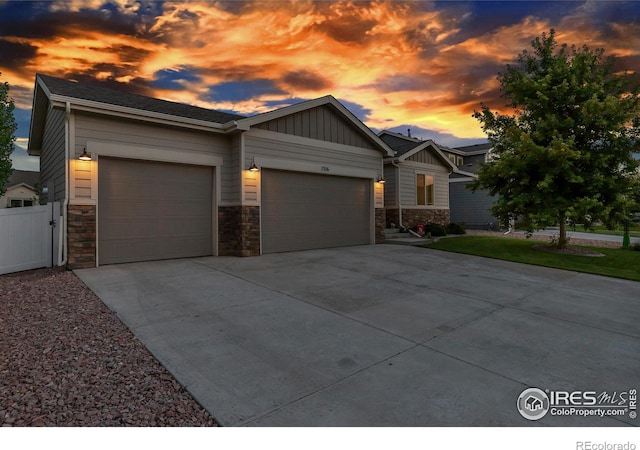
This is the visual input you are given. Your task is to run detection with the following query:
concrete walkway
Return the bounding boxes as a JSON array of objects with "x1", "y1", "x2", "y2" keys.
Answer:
[{"x1": 75, "y1": 245, "x2": 640, "y2": 426}]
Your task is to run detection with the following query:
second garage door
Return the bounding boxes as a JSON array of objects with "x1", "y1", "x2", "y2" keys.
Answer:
[
  {"x1": 98, "y1": 157, "x2": 213, "y2": 265},
  {"x1": 261, "y1": 169, "x2": 372, "y2": 253}
]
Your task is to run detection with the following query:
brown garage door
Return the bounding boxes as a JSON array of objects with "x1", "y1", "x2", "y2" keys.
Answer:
[
  {"x1": 98, "y1": 157, "x2": 213, "y2": 265},
  {"x1": 261, "y1": 169, "x2": 372, "y2": 253}
]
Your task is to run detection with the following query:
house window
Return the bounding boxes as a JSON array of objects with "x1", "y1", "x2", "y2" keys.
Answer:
[
  {"x1": 448, "y1": 154, "x2": 456, "y2": 164},
  {"x1": 457, "y1": 156, "x2": 463, "y2": 166},
  {"x1": 416, "y1": 174, "x2": 434, "y2": 206},
  {"x1": 8, "y1": 199, "x2": 33, "y2": 208}
]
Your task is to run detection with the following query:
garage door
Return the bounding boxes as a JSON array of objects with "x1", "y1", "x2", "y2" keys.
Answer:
[
  {"x1": 98, "y1": 157, "x2": 213, "y2": 265},
  {"x1": 261, "y1": 169, "x2": 372, "y2": 253}
]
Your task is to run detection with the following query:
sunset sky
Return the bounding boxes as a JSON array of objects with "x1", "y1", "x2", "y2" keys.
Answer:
[{"x1": 2, "y1": 0, "x2": 640, "y2": 171}]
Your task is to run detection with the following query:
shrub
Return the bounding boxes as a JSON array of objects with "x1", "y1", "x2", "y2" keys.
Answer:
[
  {"x1": 446, "y1": 222, "x2": 466, "y2": 235},
  {"x1": 424, "y1": 223, "x2": 447, "y2": 237}
]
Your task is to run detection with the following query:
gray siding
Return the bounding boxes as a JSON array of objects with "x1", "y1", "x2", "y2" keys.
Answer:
[
  {"x1": 74, "y1": 113, "x2": 232, "y2": 202},
  {"x1": 254, "y1": 105, "x2": 376, "y2": 150},
  {"x1": 406, "y1": 148, "x2": 439, "y2": 165},
  {"x1": 398, "y1": 162, "x2": 449, "y2": 209},
  {"x1": 39, "y1": 107, "x2": 66, "y2": 204},
  {"x1": 222, "y1": 134, "x2": 241, "y2": 205},
  {"x1": 244, "y1": 132, "x2": 381, "y2": 174},
  {"x1": 383, "y1": 164, "x2": 398, "y2": 208},
  {"x1": 449, "y1": 181, "x2": 499, "y2": 228}
]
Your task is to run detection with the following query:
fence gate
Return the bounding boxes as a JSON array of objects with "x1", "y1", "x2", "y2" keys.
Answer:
[{"x1": 0, "y1": 202, "x2": 60, "y2": 275}]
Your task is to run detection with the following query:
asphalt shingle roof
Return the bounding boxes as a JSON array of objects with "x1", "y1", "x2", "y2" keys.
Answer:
[
  {"x1": 5, "y1": 170, "x2": 39, "y2": 189},
  {"x1": 38, "y1": 74, "x2": 245, "y2": 124}
]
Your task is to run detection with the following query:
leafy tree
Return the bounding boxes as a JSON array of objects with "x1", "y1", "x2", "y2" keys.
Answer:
[
  {"x1": 0, "y1": 73, "x2": 17, "y2": 197},
  {"x1": 471, "y1": 30, "x2": 640, "y2": 248}
]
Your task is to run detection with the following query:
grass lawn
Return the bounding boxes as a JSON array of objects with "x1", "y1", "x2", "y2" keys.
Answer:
[{"x1": 423, "y1": 236, "x2": 640, "y2": 282}]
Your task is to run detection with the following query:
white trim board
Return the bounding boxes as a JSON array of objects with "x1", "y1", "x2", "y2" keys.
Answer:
[
  {"x1": 86, "y1": 140, "x2": 223, "y2": 167},
  {"x1": 254, "y1": 155, "x2": 378, "y2": 179}
]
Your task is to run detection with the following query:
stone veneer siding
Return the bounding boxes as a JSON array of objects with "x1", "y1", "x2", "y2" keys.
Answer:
[
  {"x1": 218, "y1": 206, "x2": 261, "y2": 257},
  {"x1": 375, "y1": 208, "x2": 385, "y2": 244},
  {"x1": 67, "y1": 204, "x2": 96, "y2": 269},
  {"x1": 386, "y1": 208, "x2": 450, "y2": 229}
]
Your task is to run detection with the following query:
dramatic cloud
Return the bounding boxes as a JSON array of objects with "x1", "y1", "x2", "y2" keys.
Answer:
[{"x1": 1, "y1": 0, "x2": 640, "y2": 151}]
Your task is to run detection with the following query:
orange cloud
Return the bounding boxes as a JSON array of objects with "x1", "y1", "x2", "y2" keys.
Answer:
[{"x1": 3, "y1": 0, "x2": 640, "y2": 143}]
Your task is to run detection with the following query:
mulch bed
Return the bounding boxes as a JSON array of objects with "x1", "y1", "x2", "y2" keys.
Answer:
[{"x1": 0, "y1": 267, "x2": 217, "y2": 427}]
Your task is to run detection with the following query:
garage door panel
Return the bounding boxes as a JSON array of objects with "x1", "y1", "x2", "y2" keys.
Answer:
[
  {"x1": 99, "y1": 157, "x2": 213, "y2": 265},
  {"x1": 262, "y1": 169, "x2": 371, "y2": 254}
]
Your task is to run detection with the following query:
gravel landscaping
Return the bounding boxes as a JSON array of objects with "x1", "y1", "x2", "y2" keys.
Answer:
[{"x1": 0, "y1": 267, "x2": 217, "y2": 427}]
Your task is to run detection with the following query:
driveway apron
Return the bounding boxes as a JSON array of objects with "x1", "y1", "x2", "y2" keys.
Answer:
[{"x1": 75, "y1": 245, "x2": 640, "y2": 426}]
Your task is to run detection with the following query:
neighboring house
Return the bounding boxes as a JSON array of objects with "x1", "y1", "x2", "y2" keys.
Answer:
[
  {"x1": 29, "y1": 74, "x2": 393, "y2": 269},
  {"x1": 443, "y1": 143, "x2": 501, "y2": 229},
  {"x1": 0, "y1": 170, "x2": 39, "y2": 208},
  {"x1": 378, "y1": 130, "x2": 455, "y2": 228}
]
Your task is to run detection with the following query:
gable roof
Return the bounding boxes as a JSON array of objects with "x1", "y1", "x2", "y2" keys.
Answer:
[
  {"x1": 37, "y1": 74, "x2": 244, "y2": 124},
  {"x1": 234, "y1": 96, "x2": 393, "y2": 156},
  {"x1": 4, "y1": 170, "x2": 39, "y2": 190},
  {"x1": 442, "y1": 142, "x2": 492, "y2": 157},
  {"x1": 378, "y1": 130, "x2": 456, "y2": 171},
  {"x1": 29, "y1": 75, "x2": 392, "y2": 157},
  {"x1": 378, "y1": 130, "x2": 423, "y2": 156}
]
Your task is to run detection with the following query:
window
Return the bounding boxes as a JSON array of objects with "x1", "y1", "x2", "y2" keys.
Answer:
[
  {"x1": 416, "y1": 174, "x2": 434, "y2": 206},
  {"x1": 8, "y1": 199, "x2": 33, "y2": 208},
  {"x1": 448, "y1": 154, "x2": 456, "y2": 164},
  {"x1": 457, "y1": 156, "x2": 463, "y2": 166}
]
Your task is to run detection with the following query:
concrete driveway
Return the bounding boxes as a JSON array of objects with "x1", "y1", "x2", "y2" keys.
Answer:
[{"x1": 75, "y1": 245, "x2": 640, "y2": 426}]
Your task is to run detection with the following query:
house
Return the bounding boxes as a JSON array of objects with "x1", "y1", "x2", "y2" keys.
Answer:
[
  {"x1": 443, "y1": 143, "x2": 501, "y2": 229},
  {"x1": 28, "y1": 74, "x2": 393, "y2": 269},
  {"x1": 0, "y1": 170, "x2": 39, "y2": 208},
  {"x1": 378, "y1": 130, "x2": 455, "y2": 228}
]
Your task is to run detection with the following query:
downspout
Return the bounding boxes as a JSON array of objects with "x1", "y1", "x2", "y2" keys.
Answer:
[
  {"x1": 59, "y1": 102, "x2": 71, "y2": 266},
  {"x1": 391, "y1": 159, "x2": 402, "y2": 227}
]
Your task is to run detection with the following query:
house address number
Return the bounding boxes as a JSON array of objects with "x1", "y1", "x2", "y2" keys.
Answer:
[{"x1": 321, "y1": 166, "x2": 330, "y2": 172}]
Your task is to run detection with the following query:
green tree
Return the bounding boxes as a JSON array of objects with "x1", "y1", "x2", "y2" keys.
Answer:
[
  {"x1": 0, "y1": 73, "x2": 17, "y2": 197},
  {"x1": 471, "y1": 30, "x2": 640, "y2": 249}
]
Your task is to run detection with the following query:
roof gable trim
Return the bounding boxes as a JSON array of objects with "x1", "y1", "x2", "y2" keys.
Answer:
[{"x1": 236, "y1": 96, "x2": 393, "y2": 156}]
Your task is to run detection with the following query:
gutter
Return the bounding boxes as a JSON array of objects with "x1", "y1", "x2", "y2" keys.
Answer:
[
  {"x1": 60, "y1": 102, "x2": 70, "y2": 266},
  {"x1": 390, "y1": 158, "x2": 403, "y2": 227}
]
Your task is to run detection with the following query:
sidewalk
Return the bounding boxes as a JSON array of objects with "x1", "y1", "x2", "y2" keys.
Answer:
[{"x1": 465, "y1": 228, "x2": 638, "y2": 248}]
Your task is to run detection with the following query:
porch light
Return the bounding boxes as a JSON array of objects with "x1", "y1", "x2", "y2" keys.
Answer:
[
  {"x1": 377, "y1": 176, "x2": 385, "y2": 184},
  {"x1": 79, "y1": 147, "x2": 92, "y2": 161},
  {"x1": 248, "y1": 159, "x2": 260, "y2": 172}
]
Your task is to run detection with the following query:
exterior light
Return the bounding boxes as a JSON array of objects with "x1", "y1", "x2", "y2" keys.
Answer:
[
  {"x1": 248, "y1": 159, "x2": 260, "y2": 172},
  {"x1": 79, "y1": 148, "x2": 92, "y2": 161},
  {"x1": 377, "y1": 176, "x2": 385, "y2": 184}
]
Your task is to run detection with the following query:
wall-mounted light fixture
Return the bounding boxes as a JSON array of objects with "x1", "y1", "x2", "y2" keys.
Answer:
[
  {"x1": 377, "y1": 175, "x2": 386, "y2": 184},
  {"x1": 248, "y1": 158, "x2": 260, "y2": 172},
  {"x1": 79, "y1": 147, "x2": 92, "y2": 161}
]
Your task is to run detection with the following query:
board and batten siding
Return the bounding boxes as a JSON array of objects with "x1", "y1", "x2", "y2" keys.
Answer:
[
  {"x1": 383, "y1": 164, "x2": 398, "y2": 208},
  {"x1": 39, "y1": 107, "x2": 66, "y2": 204},
  {"x1": 72, "y1": 113, "x2": 232, "y2": 204},
  {"x1": 398, "y1": 161, "x2": 449, "y2": 209},
  {"x1": 406, "y1": 148, "x2": 439, "y2": 165},
  {"x1": 253, "y1": 105, "x2": 377, "y2": 150}
]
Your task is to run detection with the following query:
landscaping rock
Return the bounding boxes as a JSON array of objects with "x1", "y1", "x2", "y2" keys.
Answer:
[{"x1": 0, "y1": 267, "x2": 217, "y2": 427}]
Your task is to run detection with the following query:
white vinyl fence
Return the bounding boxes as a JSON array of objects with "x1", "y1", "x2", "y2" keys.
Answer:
[{"x1": 0, "y1": 202, "x2": 60, "y2": 275}]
